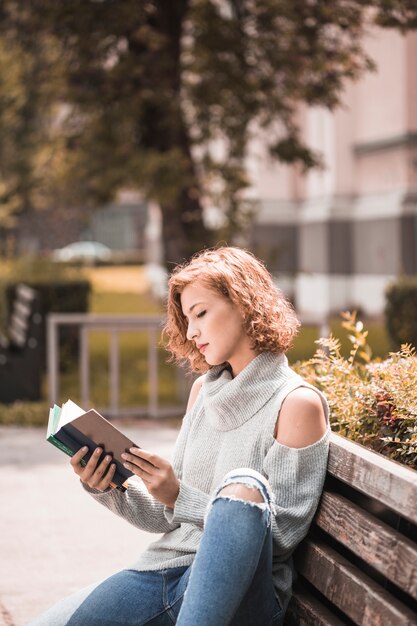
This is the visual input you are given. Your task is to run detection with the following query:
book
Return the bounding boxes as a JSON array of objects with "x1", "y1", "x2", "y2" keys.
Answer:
[{"x1": 47, "y1": 399, "x2": 139, "y2": 491}]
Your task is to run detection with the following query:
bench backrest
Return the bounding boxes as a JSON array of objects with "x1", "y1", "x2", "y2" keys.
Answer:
[
  {"x1": 286, "y1": 433, "x2": 417, "y2": 625},
  {"x1": 7, "y1": 283, "x2": 41, "y2": 350}
]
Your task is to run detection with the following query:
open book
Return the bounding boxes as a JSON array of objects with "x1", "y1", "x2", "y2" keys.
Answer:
[{"x1": 47, "y1": 400, "x2": 139, "y2": 491}]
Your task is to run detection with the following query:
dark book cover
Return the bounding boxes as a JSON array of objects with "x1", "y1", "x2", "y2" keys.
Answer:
[{"x1": 49, "y1": 407, "x2": 139, "y2": 491}]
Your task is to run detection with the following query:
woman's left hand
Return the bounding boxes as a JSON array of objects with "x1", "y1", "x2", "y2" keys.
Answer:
[{"x1": 121, "y1": 448, "x2": 180, "y2": 508}]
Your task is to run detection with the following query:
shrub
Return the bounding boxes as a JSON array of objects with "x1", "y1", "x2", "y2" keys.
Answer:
[
  {"x1": 294, "y1": 312, "x2": 417, "y2": 470},
  {"x1": 0, "y1": 401, "x2": 49, "y2": 426},
  {"x1": 385, "y1": 277, "x2": 417, "y2": 350}
]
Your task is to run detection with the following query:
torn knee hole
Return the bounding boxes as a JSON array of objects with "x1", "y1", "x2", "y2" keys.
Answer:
[{"x1": 219, "y1": 483, "x2": 264, "y2": 503}]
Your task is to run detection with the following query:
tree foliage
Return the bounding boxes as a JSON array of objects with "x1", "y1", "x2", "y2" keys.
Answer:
[{"x1": 0, "y1": 0, "x2": 416, "y2": 263}]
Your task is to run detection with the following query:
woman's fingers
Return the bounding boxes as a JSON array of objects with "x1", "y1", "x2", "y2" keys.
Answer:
[
  {"x1": 94, "y1": 460, "x2": 117, "y2": 491},
  {"x1": 121, "y1": 452, "x2": 153, "y2": 476},
  {"x1": 121, "y1": 449, "x2": 169, "y2": 487},
  {"x1": 70, "y1": 446, "x2": 116, "y2": 491},
  {"x1": 71, "y1": 446, "x2": 88, "y2": 465},
  {"x1": 121, "y1": 448, "x2": 167, "y2": 472},
  {"x1": 88, "y1": 453, "x2": 113, "y2": 486},
  {"x1": 119, "y1": 448, "x2": 179, "y2": 507}
]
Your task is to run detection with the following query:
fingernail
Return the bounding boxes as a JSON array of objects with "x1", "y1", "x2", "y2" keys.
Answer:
[
  {"x1": 123, "y1": 462, "x2": 129, "y2": 468},
  {"x1": 82, "y1": 446, "x2": 88, "y2": 452},
  {"x1": 129, "y1": 447, "x2": 138, "y2": 453},
  {"x1": 121, "y1": 453, "x2": 127, "y2": 459},
  {"x1": 105, "y1": 455, "x2": 111, "y2": 462},
  {"x1": 95, "y1": 448, "x2": 102, "y2": 455}
]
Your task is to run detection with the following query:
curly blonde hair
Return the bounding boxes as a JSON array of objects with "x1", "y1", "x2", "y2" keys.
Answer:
[{"x1": 164, "y1": 246, "x2": 300, "y2": 373}]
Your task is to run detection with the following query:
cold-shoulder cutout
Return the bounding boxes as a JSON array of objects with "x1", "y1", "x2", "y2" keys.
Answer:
[
  {"x1": 274, "y1": 385, "x2": 328, "y2": 449},
  {"x1": 186, "y1": 375, "x2": 205, "y2": 413}
]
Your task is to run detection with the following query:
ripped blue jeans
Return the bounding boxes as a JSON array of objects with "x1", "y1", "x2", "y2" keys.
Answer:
[
  {"x1": 176, "y1": 468, "x2": 283, "y2": 626},
  {"x1": 29, "y1": 469, "x2": 283, "y2": 626}
]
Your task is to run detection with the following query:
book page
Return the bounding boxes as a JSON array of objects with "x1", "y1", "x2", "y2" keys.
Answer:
[
  {"x1": 47, "y1": 405, "x2": 61, "y2": 439},
  {"x1": 59, "y1": 399, "x2": 86, "y2": 428}
]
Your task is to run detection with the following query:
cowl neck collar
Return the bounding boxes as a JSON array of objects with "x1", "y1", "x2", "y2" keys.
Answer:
[{"x1": 202, "y1": 351, "x2": 291, "y2": 431}]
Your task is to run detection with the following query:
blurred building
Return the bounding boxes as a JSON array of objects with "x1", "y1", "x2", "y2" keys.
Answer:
[{"x1": 248, "y1": 27, "x2": 417, "y2": 318}]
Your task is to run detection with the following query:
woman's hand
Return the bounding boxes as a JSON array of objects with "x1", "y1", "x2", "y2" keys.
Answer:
[
  {"x1": 121, "y1": 448, "x2": 180, "y2": 508},
  {"x1": 70, "y1": 446, "x2": 117, "y2": 492}
]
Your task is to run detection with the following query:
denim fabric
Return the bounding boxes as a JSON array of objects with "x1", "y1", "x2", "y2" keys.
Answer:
[
  {"x1": 176, "y1": 468, "x2": 283, "y2": 626},
  {"x1": 28, "y1": 469, "x2": 283, "y2": 626},
  {"x1": 66, "y1": 567, "x2": 191, "y2": 626}
]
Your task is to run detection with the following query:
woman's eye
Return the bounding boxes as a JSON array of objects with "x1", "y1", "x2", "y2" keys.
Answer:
[{"x1": 196, "y1": 310, "x2": 206, "y2": 319}]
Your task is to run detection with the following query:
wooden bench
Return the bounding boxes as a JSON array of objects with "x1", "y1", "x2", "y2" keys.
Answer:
[
  {"x1": 285, "y1": 432, "x2": 417, "y2": 626},
  {"x1": 0, "y1": 283, "x2": 43, "y2": 402}
]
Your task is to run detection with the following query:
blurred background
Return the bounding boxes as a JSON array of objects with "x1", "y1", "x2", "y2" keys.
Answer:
[{"x1": 0, "y1": 1, "x2": 416, "y2": 420}]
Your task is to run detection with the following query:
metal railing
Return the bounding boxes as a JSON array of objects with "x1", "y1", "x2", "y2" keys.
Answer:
[
  {"x1": 47, "y1": 312, "x2": 330, "y2": 419},
  {"x1": 47, "y1": 313, "x2": 190, "y2": 418}
]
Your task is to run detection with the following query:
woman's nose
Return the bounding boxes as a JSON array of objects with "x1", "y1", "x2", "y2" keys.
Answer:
[{"x1": 187, "y1": 322, "x2": 199, "y2": 341}]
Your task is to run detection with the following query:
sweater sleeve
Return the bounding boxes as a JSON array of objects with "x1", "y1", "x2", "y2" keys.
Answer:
[
  {"x1": 83, "y1": 402, "x2": 209, "y2": 533},
  {"x1": 82, "y1": 476, "x2": 180, "y2": 533},
  {"x1": 164, "y1": 480, "x2": 210, "y2": 528},
  {"x1": 263, "y1": 427, "x2": 330, "y2": 560},
  {"x1": 81, "y1": 408, "x2": 196, "y2": 533}
]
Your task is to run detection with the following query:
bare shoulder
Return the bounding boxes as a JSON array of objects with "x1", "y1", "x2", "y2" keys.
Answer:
[
  {"x1": 186, "y1": 375, "x2": 205, "y2": 413},
  {"x1": 275, "y1": 386, "x2": 328, "y2": 448}
]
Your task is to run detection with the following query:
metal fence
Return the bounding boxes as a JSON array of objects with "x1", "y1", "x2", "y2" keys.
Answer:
[
  {"x1": 47, "y1": 313, "x2": 190, "y2": 418},
  {"x1": 46, "y1": 312, "x2": 329, "y2": 419}
]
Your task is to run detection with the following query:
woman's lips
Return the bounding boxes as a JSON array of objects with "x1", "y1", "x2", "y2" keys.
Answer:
[{"x1": 198, "y1": 343, "x2": 208, "y2": 353}]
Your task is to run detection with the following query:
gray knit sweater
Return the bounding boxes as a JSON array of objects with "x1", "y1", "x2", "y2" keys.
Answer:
[{"x1": 85, "y1": 352, "x2": 330, "y2": 610}]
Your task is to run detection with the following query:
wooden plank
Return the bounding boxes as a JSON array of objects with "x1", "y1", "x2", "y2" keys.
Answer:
[
  {"x1": 295, "y1": 539, "x2": 417, "y2": 625},
  {"x1": 10, "y1": 313, "x2": 28, "y2": 331},
  {"x1": 315, "y1": 491, "x2": 417, "y2": 601},
  {"x1": 285, "y1": 586, "x2": 347, "y2": 625},
  {"x1": 329, "y1": 433, "x2": 417, "y2": 525},
  {"x1": 15, "y1": 283, "x2": 36, "y2": 301},
  {"x1": 14, "y1": 300, "x2": 31, "y2": 318},
  {"x1": 9, "y1": 326, "x2": 26, "y2": 347}
]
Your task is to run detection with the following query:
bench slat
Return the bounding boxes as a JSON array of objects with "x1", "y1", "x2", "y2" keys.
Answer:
[
  {"x1": 285, "y1": 586, "x2": 346, "y2": 625},
  {"x1": 329, "y1": 433, "x2": 417, "y2": 525},
  {"x1": 13, "y1": 300, "x2": 31, "y2": 318},
  {"x1": 296, "y1": 539, "x2": 417, "y2": 625},
  {"x1": 315, "y1": 491, "x2": 417, "y2": 600},
  {"x1": 10, "y1": 313, "x2": 28, "y2": 331},
  {"x1": 8, "y1": 327, "x2": 26, "y2": 347},
  {"x1": 15, "y1": 283, "x2": 36, "y2": 302}
]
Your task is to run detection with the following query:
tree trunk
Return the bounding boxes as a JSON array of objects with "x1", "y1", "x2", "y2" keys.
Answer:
[
  {"x1": 160, "y1": 181, "x2": 212, "y2": 267},
  {"x1": 139, "y1": 0, "x2": 213, "y2": 267}
]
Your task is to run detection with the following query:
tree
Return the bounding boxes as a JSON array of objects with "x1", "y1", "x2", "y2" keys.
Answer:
[{"x1": 1, "y1": 0, "x2": 416, "y2": 264}]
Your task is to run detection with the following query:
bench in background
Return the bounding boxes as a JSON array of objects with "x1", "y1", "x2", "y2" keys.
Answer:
[
  {"x1": 286, "y1": 432, "x2": 417, "y2": 625},
  {"x1": 0, "y1": 283, "x2": 43, "y2": 403}
]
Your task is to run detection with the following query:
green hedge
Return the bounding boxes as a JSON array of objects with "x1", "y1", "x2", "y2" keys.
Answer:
[
  {"x1": 0, "y1": 401, "x2": 49, "y2": 426},
  {"x1": 295, "y1": 312, "x2": 417, "y2": 470},
  {"x1": 385, "y1": 277, "x2": 417, "y2": 350}
]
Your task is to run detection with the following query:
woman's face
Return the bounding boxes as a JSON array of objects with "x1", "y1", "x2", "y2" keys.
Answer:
[{"x1": 180, "y1": 282, "x2": 257, "y2": 376}]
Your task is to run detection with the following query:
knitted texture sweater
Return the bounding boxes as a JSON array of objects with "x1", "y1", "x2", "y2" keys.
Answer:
[{"x1": 85, "y1": 351, "x2": 330, "y2": 610}]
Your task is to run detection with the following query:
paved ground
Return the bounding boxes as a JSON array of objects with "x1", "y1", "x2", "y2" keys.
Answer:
[{"x1": 0, "y1": 420, "x2": 180, "y2": 626}]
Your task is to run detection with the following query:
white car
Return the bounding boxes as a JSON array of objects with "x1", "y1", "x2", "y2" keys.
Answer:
[{"x1": 52, "y1": 241, "x2": 113, "y2": 263}]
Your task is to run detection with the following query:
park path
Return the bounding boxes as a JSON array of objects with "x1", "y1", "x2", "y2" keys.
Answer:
[{"x1": 0, "y1": 420, "x2": 179, "y2": 626}]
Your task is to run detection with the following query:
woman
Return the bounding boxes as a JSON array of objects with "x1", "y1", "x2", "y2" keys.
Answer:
[{"x1": 30, "y1": 246, "x2": 329, "y2": 626}]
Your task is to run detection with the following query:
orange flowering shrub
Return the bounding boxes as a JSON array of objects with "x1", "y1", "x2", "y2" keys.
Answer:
[{"x1": 294, "y1": 312, "x2": 417, "y2": 470}]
